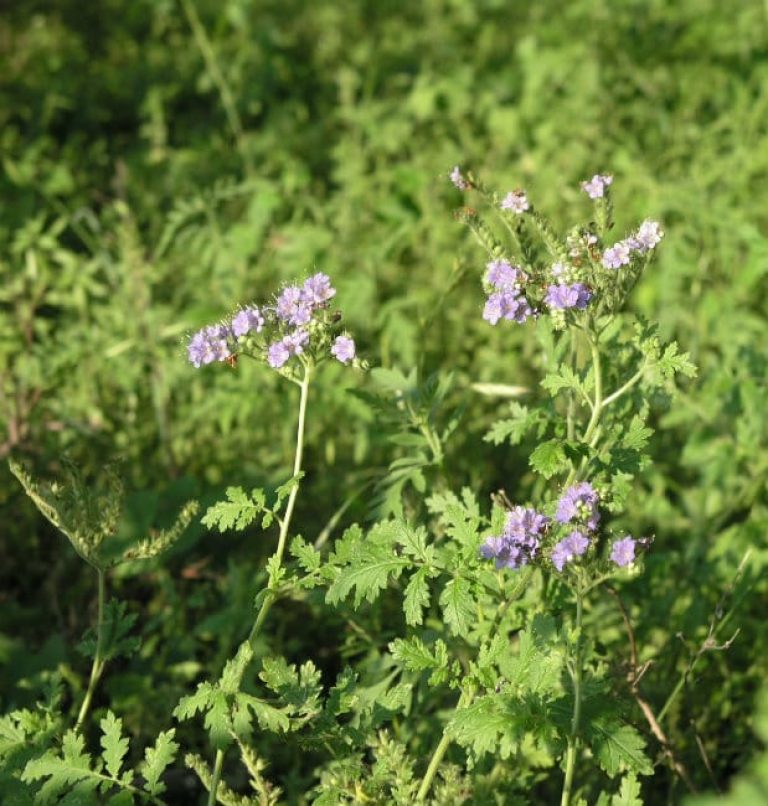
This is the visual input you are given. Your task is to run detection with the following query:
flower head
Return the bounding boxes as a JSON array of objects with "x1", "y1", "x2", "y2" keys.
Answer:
[
  {"x1": 483, "y1": 289, "x2": 533, "y2": 325},
  {"x1": 551, "y1": 530, "x2": 590, "y2": 572},
  {"x1": 276, "y1": 286, "x2": 312, "y2": 326},
  {"x1": 556, "y1": 482, "x2": 600, "y2": 531},
  {"x1": 331, "y1": 335, "x2": 356, "y2": 364},
  {"x1": 267, "y1": 340, "x2": 291, "y2": 369},
  {"x1": 485, "y1": 259, "x2": 522, "y2": 290},
  {"x1": 480, "y1": 506, "x2": 549, "y2": 570},
  {"x1": 611, "y1": 537, "x2": 637, "y2": 567},
  {"x1": 450, "y1": 166, "x2": 468, "y2": 190},
  {"x1": 545, "y1": 283, "x2": 592, "y2": 311},
  {"x1": 187, "y1": 324, "x2": 232, "y2": 368},
  {"x1": 231, "y1": 306, "x2": 265, "y2": 337},
  {"x1": 500, "y1": 190, "x2": 529, "y2": 214},
  {"x1": 602, "y1": 241, "x2": 632, "y2": 269},
  {"x1": 630, "y1": 220, "x2": 664, "y2": 253},
  {"x1": 302, "y1": 273, "x2": 336, "y2": 306},
  {"x1": 581, "y1": 174, "x2": 613, "y2": 199}
]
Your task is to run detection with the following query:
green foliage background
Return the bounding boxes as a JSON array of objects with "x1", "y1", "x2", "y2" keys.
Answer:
[{"x1": 1, "y1": 0, "x2": 767, "y2": 802}]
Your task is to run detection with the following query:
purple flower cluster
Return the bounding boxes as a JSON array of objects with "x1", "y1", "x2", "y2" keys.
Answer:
[
  {"x1": 187, "y1": 324, "x2": 233, "y2": 368},
  {"x1": 450, "y1": 166, "x2": 468, "y2": 190},
  {"x1": 482, "y1": 259, "x2": 533, "y2": 325},
  {"x1": 545, "y1": 283, "x2": 592, "y2": 311},
  {"x1": 480, "y1": 506, "x2": 549, "y2": 570},
  {"x1": 556, "y1": 482, "x2": 600, "y2": 531},
  {"x1": 500, "y1": 190, "x2": 529, "y2": 214},
  {"x1": 551, "y1": 530, "x2": 590, "y2": 572},
  {"x1": 602, "y1": 220, "x2": 664, "y2": 269},
  {"x1": 545, "y1": 483, "x2": 601, "y2": 573},
  {"x1": 187, "y1": 272, "x2": 356, "y2": 372},
  {"x1": 581, "y1": 174, "x2": 613, "y2": 199}
]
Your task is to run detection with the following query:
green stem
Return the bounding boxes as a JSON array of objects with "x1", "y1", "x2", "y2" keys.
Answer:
[
  {"x1": 209, "y1": 366, "x2": 311, "y2": 806},
  {"x1": 207, "y1": 749, "x2": 224, "y2": 806},
  {"x1": 602, "y1": 361, "x2": 647, "y2": 407},
  {"x1": 561, "y1": 589, "x2": 584, "y2": 806},
  {"x1": 247, "y1": 364, "x2": 311, "y2": 649},
  {"x1": 416, "y1": 688, "x2": 473, "y2": 802},
  {"x1": 75, "y1": 568, "x2": 106, "y2": 731}
]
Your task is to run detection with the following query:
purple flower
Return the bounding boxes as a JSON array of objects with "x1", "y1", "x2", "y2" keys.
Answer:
[
  {"x1": 231, "y1": 306, "x2": 264, "y2": 337},
  {"x1": 630, "y1": 220, "x2": 664, "y2": 253},
  {"x1": 480, "y1": 506, "x2": 549, "y2": 570},
  {"x1": 276, "y1": 286, "x2": 312, "y2": 326},
  {"x1": 450, "y1": 166, "x2": 468, "y2": 190},
  {"x1": 500, "y1": 190, "x2": 529, "y2": 214},
  {"x1": 483, "y1": 290, "x2": 533, "y2": 325},
  {"x1": 611, "y1": 537, "x2": 636, "y2": 567},
  {"x1": 267, "y1": 341, "x2": 291, "y2": 369},
  {"x1": 545, "y1": 283, "x2": 592, "y2": 311},
  {"x1": 602, "y1": 241, "x2": 632, "y2": 269},
  {"x1": 283, "y1": 329, "x2": 309, "y2": 355},
  {"x1": 556, "y1": 483, "x2": 600, "y2": 531},
  {"x1": 551, "y1": 531, "x2": 590, "y2": 572},
  {"x1": 485, "y1": 259, "x2": 522, "y2": 290},
  {"x1": 331, "y1": 335, "x2": 356, "y2": 364},
  {"x1": 187, "y1": 324, "x2": 232, "y2": 368},
  {"x1": 302, "y1": 273, "x2": 336, "y2": 306},
  {"x1": 581, "y1": 174, "x2": 613, "y2": 199}
]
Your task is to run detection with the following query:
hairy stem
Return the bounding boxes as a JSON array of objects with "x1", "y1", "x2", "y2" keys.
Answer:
[
  {"x1": 416, "y1": 688, "x2": 473, "y2": 802},
  {"x1": 247, "y1": 365, "x2": 311, "y2": 649},
  {"x1": 561, "y1": 589, "x2": 584, "y2": 806},
  {"x1": 207, "y1": 749, "x2": 224, "y2": 806},
  {"x1": 75, "y1": 568, "x2": 106, "y2": 731},
  {"x1": 209, "y1": 366, "x2": 311, "y2": 805}
]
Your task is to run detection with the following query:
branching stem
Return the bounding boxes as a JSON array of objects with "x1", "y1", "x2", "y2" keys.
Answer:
[{"x1": 208, "y1": 365, "x2": 311, "y2": 805}]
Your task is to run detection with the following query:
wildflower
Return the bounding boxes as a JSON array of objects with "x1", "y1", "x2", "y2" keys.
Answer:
[
  {"x1": 551, "y1": 530, "x2": 590, "y2": 572},
  {"x1": 331, "y1": 335, "x2": 356, "y2": 364},
  {"x1": 187, "y1": 324, "x2": 232, "y2": 368},
  {"x1": 267, "y1": 340, "x2": 291, "y2": 369},
  {"x1": 485, "y1": 259, "x2": 522, "y2": 290},
  {"x1": 302, "y1": 273, "x2": 336, "y2": 306},
  {"x1": 500, "y1": 190, "x2": 529, "y2": 214},
  {"x1": 630, "y1": 220, "x2": 664, "y2": 253},
  {"x1": 556, "y1": 482, "x2": 600, "y2": 531},
  {"x1": 483, "y1": 290, "x2": 533, "y2": 325},
  {"x1": 480, "y1": 506, "x2": 549, "y2": 570},
  {"x1": 611, "y1": 536, "x2": 636, "y2": 567},
  {"x1": 602, "y1": 241, "x2": 632, "y2": 269},
  {"x1": 545, "y1": 283, "x2": 592, "y2": 310},
  {"x1": 581, "y1": 174, "x2": 613, "y2": 199},
  {"x1": 231, "y1": 306, "x2": 265, "y2": 337},
  {"x1": 276, "y1": 286, "x2": 312, "y2": 326},
  {"x1": 450, "y1": 166, "x2": 468, "y2": 190}
]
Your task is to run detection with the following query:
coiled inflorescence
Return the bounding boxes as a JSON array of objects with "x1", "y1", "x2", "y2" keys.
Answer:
[
  {"x1": 481, "y1": 482, "x2": 643, "y2": 574},
  {"x1": 186, "y1": 273, "x2": 357, "y2": 374}
]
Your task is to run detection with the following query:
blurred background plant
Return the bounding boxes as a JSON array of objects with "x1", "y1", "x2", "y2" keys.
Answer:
[{"x1": 1, "y1": 0, "x2": 767, "y2": 802}]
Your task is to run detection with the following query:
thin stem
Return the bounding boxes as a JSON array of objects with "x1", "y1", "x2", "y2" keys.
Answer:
[
  {"x1": 602, "y1": 362, "x2": 648, "y2": 408},
  {"x1": 246, "y1": 364, "x2": 311, "y2": 649},
  {"x1": 207, "y1": 749, "x2": 224, "y2": 806},
  {"x1": 209, "y1": 366, "x2": 311, "y2": 806},
  {"x1": 75, "y1": 568, "x2": 106, "y2": 731},
  {"x1": 561, "y1": 589, "x2": 584, "y2": 806},
  {"x1": 416, "y1": 688, "x2": 473, "y2": 802}
]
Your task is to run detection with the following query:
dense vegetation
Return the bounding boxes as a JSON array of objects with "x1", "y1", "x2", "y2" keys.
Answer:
[{"x1": 2, "y1": 1, "x2": 767, "y2": 803}]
